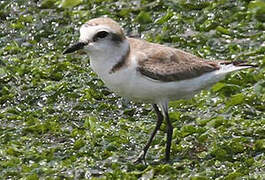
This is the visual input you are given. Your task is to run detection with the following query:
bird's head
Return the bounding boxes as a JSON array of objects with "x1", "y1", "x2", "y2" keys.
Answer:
[{"x1": 63, "y1": 17, "x2": 126, "y2": 55}]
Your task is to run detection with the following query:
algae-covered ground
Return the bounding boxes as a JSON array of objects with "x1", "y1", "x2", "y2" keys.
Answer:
[{"x1": 0, "y1": 0, "x2": 265, "y2": 179}]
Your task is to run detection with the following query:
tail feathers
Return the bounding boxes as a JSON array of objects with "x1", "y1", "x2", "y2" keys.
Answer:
[
  {"x1": 219, "y1": 60, "x2": 258, "y2": 68},
  {"x1": 216, "y1": 60, "x2": 257, "y2": 75}
]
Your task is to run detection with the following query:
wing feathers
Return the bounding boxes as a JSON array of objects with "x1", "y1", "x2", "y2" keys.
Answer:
[
  {"x1": 134, "y1": 41, "x2": 220, "y2": 82},
  {"x1": 128, "y1": 38, "x2": 254, "y2": 82}
]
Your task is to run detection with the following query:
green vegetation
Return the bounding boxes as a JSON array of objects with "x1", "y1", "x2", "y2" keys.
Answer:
[{"x1": 0, "y1": 0, "x2": 264, "y2": 179}]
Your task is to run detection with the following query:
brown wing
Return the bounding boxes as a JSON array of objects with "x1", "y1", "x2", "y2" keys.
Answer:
[{"x1": 135, "y1": 43, "x2": 220, "y2": 82}]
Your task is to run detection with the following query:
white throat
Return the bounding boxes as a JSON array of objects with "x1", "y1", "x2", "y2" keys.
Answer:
[
  {"x1": 87, "y1": 39, "x2": 134, "y2": 98},
  {"x1": 88, "y1": 39, "x2": 130, "y2": 77}
]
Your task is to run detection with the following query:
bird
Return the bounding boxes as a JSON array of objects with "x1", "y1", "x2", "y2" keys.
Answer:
[{"x1": 63, "y1": 17, "x2": 256, "y2": 163}]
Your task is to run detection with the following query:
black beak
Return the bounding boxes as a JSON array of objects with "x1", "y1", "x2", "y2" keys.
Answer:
[{"x1": 63, "y1": 42, "x2": 87, "y2": 54}]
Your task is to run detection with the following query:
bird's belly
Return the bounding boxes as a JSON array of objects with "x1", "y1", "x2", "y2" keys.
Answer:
[
  {"x1": 97, "y1": 69, "x2": 162, "y2": 102},
  {"x1": 96, "y1": 67, "x2": 224, "y2": 103},
  {"x1": 101, "y1": 71, "x2": 195, "y2": 103}
]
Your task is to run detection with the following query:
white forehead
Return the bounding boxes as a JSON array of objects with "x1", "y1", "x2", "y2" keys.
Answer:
[{"x1": 79, "y1": 24, "x2": 113, "y2": 42}]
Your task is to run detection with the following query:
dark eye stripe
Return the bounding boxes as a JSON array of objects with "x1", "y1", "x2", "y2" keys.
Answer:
[
  {"x1": 111, "y1": 33, "x2": 123, "y2": 43},
  {"x1": 93, "y1": 31, "x2": 109, "y2": 42},
  {"x1": 97, "y1": 31, "x2": 109, "y2": 38}
]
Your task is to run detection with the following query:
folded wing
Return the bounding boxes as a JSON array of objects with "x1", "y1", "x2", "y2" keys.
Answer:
[{"x1": 136, "y1": 45, "x2": 220, "y2": 82}]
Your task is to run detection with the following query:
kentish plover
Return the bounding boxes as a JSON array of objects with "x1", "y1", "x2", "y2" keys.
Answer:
[{"x1": 64, "y1": 17, "x2": 256, "y2": 163}]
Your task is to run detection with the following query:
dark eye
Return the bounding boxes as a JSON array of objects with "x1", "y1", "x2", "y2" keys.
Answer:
[{"x1": 93, "y1": 31, "x2": 109, "y2": 42}]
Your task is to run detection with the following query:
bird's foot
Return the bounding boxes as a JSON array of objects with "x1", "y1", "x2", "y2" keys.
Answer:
[{"x1": 133, "y1": 151, "x2": 147, "y2": 165}]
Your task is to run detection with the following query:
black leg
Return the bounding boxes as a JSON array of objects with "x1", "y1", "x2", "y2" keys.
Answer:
[
  {"x1": 134, "y1": 104, "x2": 164, "y2": 163},
  {"x1": 164, "y1": 110, "x2": 173, "y2": 162}
]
